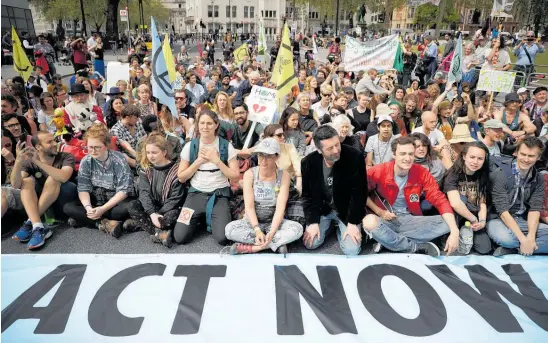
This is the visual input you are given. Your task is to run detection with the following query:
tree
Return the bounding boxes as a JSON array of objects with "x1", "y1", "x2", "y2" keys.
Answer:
[
  {"x1": 106, "y1": 0, "x2": 120, "y2": 40},
  {"x1": 122, "y1": 0, "x2": 169, "y2": 32},
  {"x1": 414, "y1": 3, "x2": 461, "y2": 29}
]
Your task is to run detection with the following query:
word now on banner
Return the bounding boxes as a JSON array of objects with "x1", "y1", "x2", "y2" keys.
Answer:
[
  {"x1": 1, "y1": 254, "x2": 547, "y2": 342},
  {"x1": 476, "y1": 69, "x2": 517, "y2": 93},
  {"x1": 343, "y1": 35, "x2": 400, "y2": 72}
]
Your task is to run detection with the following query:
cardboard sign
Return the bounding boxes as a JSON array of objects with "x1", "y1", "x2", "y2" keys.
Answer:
[
  {"x1": 476, "y1": 70, "x2": 516, "y2": 93},
  {"x1": 245, "y1": 86, "x2": 278, "y2": 125}
]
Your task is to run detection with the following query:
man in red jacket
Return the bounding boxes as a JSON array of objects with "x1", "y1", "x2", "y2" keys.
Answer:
[{"x1": 362, "y1": 136, "x2": 460, "y2": 256}]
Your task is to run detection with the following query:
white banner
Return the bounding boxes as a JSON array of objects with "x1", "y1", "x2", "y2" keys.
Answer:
[
  {"x1": 491, "y1": 0, "x2": 514, "y2": 18},
  {"x1": 2, "y1": 254, "x2": 548, "y2": 342},
  {"x1": 476, "y1": 69, "x2": 516, "y2": 93},
  {"x1": 103, "y1": 62, "x2": 129, "y2": 95},
  {"x1": 245, "y1": 85, "x2": 277, "y2": 125},
  {"x1": 343, "y1": 35, "x2": 399, "y2": 72}
]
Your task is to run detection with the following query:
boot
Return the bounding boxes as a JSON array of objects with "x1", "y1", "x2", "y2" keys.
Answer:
[
  {"x1": 123, "y1": 219, "x2": 141, "y2": 233},
  {"x1": 98, "y1": 219, "x2": 123, "y2": 238},
  {"x1": 151, "y1": 229, "x2": 172, "y2": 248}
]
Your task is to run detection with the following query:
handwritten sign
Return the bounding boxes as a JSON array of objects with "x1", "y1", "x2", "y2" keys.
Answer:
[
  {"x1": 476, "y1": 70, "x2": 516, "y2": 93},
  {"x1": 343, "y1": 35, "x2": 399, "y2": 72},
  {"x1": 245, "y1": 86, "x2": 278, "y2": 125}
]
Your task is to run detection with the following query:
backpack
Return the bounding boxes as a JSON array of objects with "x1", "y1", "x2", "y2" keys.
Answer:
[{"x1": 188, "y1": 137, "x2": 229, "y2": 166}]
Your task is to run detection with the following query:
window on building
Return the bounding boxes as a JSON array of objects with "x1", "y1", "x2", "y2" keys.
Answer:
[
  {"x1": 208, "y1": 23, "x2": 213, "y2": 33},
  {"x1": 273, "y1": 11, "x2": 276, "y2": 18},
  {"x1": 232, "y1": 6, "x2": 237, "y2": 18},
  {"x1": 179, "y1": 4, "x2": 181, "y2": 8},
  {"x1": 214, "y1": 5, "x2": 219, "y2": 17},
  {"x1": 244, "y1": 6, "x2": 248, "y2": 18},
  {"x1": 227, "y1": 6, "x2": 231, "y2": 17},
  {"x1": 244, "y1": 23, "x2": 249, "y2": 33},
  {"x1": 408, "y1": 7, "x2": 415, "y2": 19},
  {"x1": 208, "y1": 5, "x2": 212, "y2": 18},
  {"x1": 250, "y1": 6, "x2": 254, "y2": 18},
  {"x1": 250, "y1": 23, "x2": 255, "y2": 33}
]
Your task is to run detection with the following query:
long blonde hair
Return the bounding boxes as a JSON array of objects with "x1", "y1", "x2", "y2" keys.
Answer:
[
  {"x1": 212, "y1": 91, "x2": 234, "y2": 121},
  {"x1": 139, "y1": 132, "x2": 172, "y2": 170}
]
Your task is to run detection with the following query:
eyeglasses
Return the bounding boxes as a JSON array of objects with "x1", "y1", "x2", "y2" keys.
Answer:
[
  {"x1": 84, "y1": 145, "x2": 105, "y2": 152},
  {"x1": 257, "y1": 153, "x2": 276, "y2": 160},
  {"x1": 274, "y1": 133, "x2": 285, "y2": 138},
  {"x1": 330, "y1": 111, "x2": 341, "y2": 116},
  {"x1": 5, "y1": 123, "x2": 20, "y2": 129}
]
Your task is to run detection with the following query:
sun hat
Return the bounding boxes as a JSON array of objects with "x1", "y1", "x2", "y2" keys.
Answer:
[
  {"x1": 253, "y1": 138, "x2": 280, "y2": 155},
  {"x1": 448, "y1": 124, "x2": 476, "y2": 144},
  {"x1": 375, "y1": 103, "x2": 394, "y2": 117}
]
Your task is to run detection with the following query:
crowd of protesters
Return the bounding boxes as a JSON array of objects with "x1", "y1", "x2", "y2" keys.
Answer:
[{"x1": 1, "y1": 28, "x2": 547, "y2": 258}]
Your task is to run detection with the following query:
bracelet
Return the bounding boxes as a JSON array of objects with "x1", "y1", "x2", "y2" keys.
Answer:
[{"x1": 84, "y1": 204, "x2": 92, "y2": 209}]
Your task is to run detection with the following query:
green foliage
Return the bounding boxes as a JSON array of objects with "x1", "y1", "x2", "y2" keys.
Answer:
[
  {"x1": 414, "y1": 3, "x2": 460, "y2": 27},
  {"x1": 121, "y1": 0, "x2": 169, "y2": 29},
  {"x1": 42, "y1": 0, "x2": 107, "y2": 30}
]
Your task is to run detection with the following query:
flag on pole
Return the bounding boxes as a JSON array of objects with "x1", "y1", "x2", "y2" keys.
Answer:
[
  {"x1": 162, "y1": 34, "x2": 177, "y2": 83},
  {"x1": 233, "y1": 43, "x2": 249, "y2": 65},
  {"x1": 392, "y1": 36, "x2": 404, "y2": 72},
  {"x1": 312, "y1": 34, "x2": 318, "y2": 59},
  {"x1": 11, "y1": 27, "x2": 32, "y2": 82},
  {"x1": 150, "y1": 17, "x2": 177, "y2": 118},
  {"x1": 271, "y1": 24, "x2": 297, "y2": 99},
  {"x1": 257, "y1": 21, "x2": 268, "y2": 63},
  {"x1": 448, "y1": 33, "x2": 463, "y2": 84}
]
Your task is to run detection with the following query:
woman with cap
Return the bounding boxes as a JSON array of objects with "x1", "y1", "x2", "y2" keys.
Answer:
[
  {"x1": 174, "y1": 110, "x2": 239, "y2": 245},
  {"x1": 494, "y1": 92, "x2": 536, "y2": 141},
  {"x1": 332, "y1": 66, "x2": 346, "y2": 93},
  {"x1": 365, "y1": 114, "x2": 399, "y2": 167},
  {"x1": 225, "y1": 138, "x2": 303, "y2": 254}
]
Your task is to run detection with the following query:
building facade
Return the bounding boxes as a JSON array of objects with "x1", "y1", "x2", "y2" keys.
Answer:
[
  {"x1": 185, "y1": 0, "x2": 285, "y2": 37},
  {"x1": 161, "y1": 0, "x2": 187, "y2": 34},
  {"x1": 2, "y1": 0, "x2": 35, "y2": 37}
]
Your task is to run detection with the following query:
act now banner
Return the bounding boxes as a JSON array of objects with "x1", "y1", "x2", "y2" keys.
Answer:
[
  {"x1": 2, "y1": 254, "x2": 548, "y2": 342},
  {"x1": 344, "y1": 35, "x2": 400, "y2": 72}
]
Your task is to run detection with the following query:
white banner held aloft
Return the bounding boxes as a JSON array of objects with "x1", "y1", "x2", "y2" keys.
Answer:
[
  {"x1": 344, "y1": 35, "x2": 400, "y2": 72},
  {"x1": 2, "y1": 254, "x2": 548, "y2": 342},
  {"x1": 476, "y1": 70, "x2": 516, "y2": 93},
  {"x1": 104, "y1": 62, "x2": 129, "y2": 95},
  {"x1": 245, "y1": 86, "x2": 278, "y2": 125}
]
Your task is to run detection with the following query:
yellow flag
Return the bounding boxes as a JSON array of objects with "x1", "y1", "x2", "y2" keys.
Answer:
[
  {"x1": 11, "y1": 27, "x2": 32, "y2": 82},
  {"x1": 162, "y1": 34, "x2": 177, "y2": 83},
  {"x1": 233, "y1": 43, "x2": 249, "y2": 65},
  {"x1": 271, "y1": 25, "x2": 297, "y2": 98}
]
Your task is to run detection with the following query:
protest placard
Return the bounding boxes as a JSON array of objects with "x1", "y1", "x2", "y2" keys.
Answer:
[
  {"x1": 476, "y1": 70, "x2": 516, "y2": 93},
  {"x1": 243, "y1": 86, "x2": 278, "y2": 149},
  {"x1": 343, "y1": 35, "x2": 400, "y2": 71},
  {"x1": 104, "y1": 62, "x2": 129, "y2": 94}
]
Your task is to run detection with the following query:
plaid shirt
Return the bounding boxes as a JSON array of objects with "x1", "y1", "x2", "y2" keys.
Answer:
[{"x1": 110, "y1": 120, "x2": 146, "y2": 150}]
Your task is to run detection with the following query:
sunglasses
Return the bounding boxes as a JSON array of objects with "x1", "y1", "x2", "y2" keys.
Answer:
[{"x1": 274, "y1": 133, "x2": 284, "y2": 138}]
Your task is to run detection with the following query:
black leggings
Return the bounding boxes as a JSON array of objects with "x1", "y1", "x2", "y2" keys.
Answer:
[
  {"x1": 173, "y1": 192, "x2": 230, "y2": 245},
  {"x1": 126, "y1": 200, "x2": 179, "y2": 234},
  {"x1": 63, "y1": 197, "x2": 134, "y2": 227}
]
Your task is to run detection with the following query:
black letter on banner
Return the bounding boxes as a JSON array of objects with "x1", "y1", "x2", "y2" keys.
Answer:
[
  {"x1": 88, "y1": 263, "x2": 166, "y2": 336},
  {"x1": 428, "y1": 264, "x2": 548, "y2": 332},
  {"x1": 357, "y1": 264, "x2": 447, "y2": 336},
  {"x1": 171, "y1": 265, "x2": 227, "y2": 335},
  {"x1": 1, "y1": 264, "x2": 86, "y2": 334},
  {"x1": 275, "y1": 265, "x2": 357, "y2": 335}
]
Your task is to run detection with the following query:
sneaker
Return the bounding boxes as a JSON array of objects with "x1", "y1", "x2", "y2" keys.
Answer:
[
  {"x1": 415, "y1": 242, "x2": 440, "y2": 257},
  {"x1": 277, "y1": 245, "x2": 289, "y2": 254},
  {"x1": 12, "y1": 220, "x2": 33, "y2": 242},
  {"x1": 230, "y1": 243, "x2": 254, "y2": 255},
  {"x1": 493, "y1": 247, "x2": 518, "y2": 257},
  {"x1": 150, "y1": 229, "x2": 173, "y2": 248},
  {"x1": 372, "y1": 242, "x2": 383, "y2": 253},
  {"x1": 123, "y1": 219, "x2": 141, "y2": 233},
  {"x1": 98, "y1": 219, "x2": 123, "y2": 238},
  {"x1": 27, "y1": 227, "x2": 53, "y2": 250}
]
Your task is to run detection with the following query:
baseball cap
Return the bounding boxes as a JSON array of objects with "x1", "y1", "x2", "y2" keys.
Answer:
[
  {"x1": 484, "y1": 119, "x2": 505, "y2": 129},
  {"x1": 517, "y1": 87, "x2": 528, "y2": 94},
  {"x1": 504, "y1": 92, "x2": 520, "y2": 104},
  {"x1": 253, "y1": 138, "x2": 280, "y2": 156},
  {"x1": 377, "y1": 115, "x2": 393, "y2": 125},
  {"x1": 343, "y1": 86, "x2": 354, "y2": 94}
]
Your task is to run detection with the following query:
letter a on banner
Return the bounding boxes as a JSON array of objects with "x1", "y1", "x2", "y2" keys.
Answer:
[
  {"x1": 151, "y1": 17, "x2": 177, "y2": 117},
  {"x1": 271, "y1": 24, "x2": 297, "y2": 100}
]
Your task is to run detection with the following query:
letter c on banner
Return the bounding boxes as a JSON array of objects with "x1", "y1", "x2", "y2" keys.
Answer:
[
  {"x1": 357, "y1": 264, "x2": 447, "y2": 336},
  {"x1": 88, "y1": 263, "x2": 167, "y2": 336}
]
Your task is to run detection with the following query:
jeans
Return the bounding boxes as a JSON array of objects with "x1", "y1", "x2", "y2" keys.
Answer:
[
  {"x1": 369, "y1": 214, "x2": 450, "y2": 252},
  {"x1": 225, "y1": 218, "x2": 303, "y2": 251},
  {"x1": 487, "y1": 217, "x2": 548, "y2": 254},
  {"x1": 303, "y1": 211, "x2": 362, "y2": 256}
]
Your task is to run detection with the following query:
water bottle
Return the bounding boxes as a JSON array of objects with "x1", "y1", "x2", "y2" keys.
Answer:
[{"x1": 457, "y1": 221, "x2": 473, "y2": 255}]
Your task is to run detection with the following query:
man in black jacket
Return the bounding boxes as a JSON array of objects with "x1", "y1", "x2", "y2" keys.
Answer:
[
  {"x1": 487, "y1": 137, "x2": 547, "y2": 256},
  {"x1": 301, "y1": 125, "x2": 367, "y2": 255}
]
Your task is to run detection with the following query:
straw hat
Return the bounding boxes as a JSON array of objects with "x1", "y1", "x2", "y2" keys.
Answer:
[{"x1": 448, "y1": 124, "x2": 476, "y2": 144}]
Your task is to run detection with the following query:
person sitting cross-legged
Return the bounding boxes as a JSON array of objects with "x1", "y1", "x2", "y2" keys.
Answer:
[
  {"x1": 123, "y1": 133, "x2": 185, "y2": 247},
  {"x1": 362, "y1": 136, "x2": 460, "y2": 256},
  {"x1": 301, "y1": 125, "x2": 367, "y2": 255},
  {"x1": 62, "y1": 124, "x2": 136, "y2": 237},
  {"x1": 11, "y1": 131, "x2": 77, "y2": 249},
  {"x1": 225, "y1": 138, "x2": 303, "y2": 254}
]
